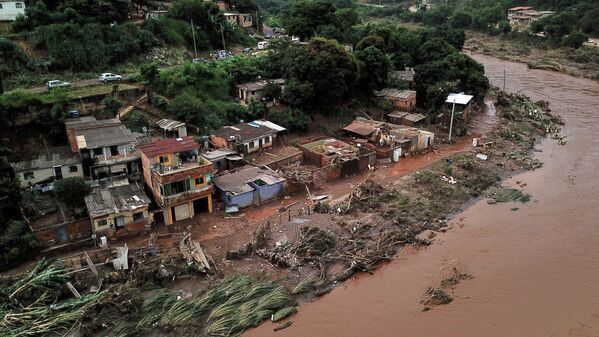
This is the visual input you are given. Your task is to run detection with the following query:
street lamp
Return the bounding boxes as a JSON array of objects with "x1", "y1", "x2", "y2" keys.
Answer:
[{"x1": 448, "y1": 97, "x2": 456, "y2": 143}]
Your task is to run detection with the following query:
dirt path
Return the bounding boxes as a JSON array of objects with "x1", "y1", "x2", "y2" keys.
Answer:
[{"x1": 245, "y1": 54, "x2": 599, "y2": 337}]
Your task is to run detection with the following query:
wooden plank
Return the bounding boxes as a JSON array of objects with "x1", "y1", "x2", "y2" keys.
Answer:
[
  {"x1": 66, "y1": 281, "x2": 81, "y2": 298},
  {"x1": 193, "y1": 241, "x2": 211, "y2": 270},
  {"x1": 84, "y1": 251, "x2": 98, "y2": 276}
]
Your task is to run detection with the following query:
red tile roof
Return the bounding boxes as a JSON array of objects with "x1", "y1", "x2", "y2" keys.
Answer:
[
  {"x1": 139, "y1": 136, "x2": 199, "y2": 157},
  {"x1": 342, "y1": 120, "x2": 377, "y2": 137}
]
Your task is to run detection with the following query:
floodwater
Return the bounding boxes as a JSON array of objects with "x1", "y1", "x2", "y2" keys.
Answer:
[{"x1": 247, "y1": 54, "x2": 599, "y2": 337}]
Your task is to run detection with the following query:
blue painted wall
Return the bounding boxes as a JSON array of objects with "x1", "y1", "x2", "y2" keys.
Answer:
[
  {"x1": 250, "y1": 181, "x2": 285, "y2": 203},
  {"x1": 217, "y1": 187, "x2": 254, "y2": 208},
  {"x1": 216, "y1": 181, "x2": 284, "y2": 208}
]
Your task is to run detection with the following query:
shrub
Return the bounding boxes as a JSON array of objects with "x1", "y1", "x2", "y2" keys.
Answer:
[{"x1": 53, "y1": 177, "x2": 90, "y2": 209}]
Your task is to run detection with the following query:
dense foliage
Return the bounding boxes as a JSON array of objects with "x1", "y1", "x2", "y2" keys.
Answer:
[
  {"x1": 0, "y1": 177, "x2": 39, "y2": 271},
  {"x1": 5, "y1": 0, "x2": 255, "y2": 73}
]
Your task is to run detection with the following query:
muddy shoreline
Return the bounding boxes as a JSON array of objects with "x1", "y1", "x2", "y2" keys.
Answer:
[{"x1": 246, "y1": 53, "x2": 599, "y2": 337}]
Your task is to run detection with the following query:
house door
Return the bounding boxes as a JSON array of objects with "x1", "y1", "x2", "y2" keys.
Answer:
[
  {"x1": 53, "y1": 166, "x2": 63, "y2": 180},
  {"x1": 174, "y1": 204, "x2": 190, "y2": 221},
  {"x1": 193, "y1": 198, "x2": 209, "y2": 214},
  {"x1": 252, "y1": 190, "x2": 260, "y2": 206},
  {"x1": 115, "y1": 216, "x2": 125, "y2": 229}
]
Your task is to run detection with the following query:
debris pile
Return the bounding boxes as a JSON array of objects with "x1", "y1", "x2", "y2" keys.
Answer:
[
  {"x1": 487, "y1": 187, "x2": 531, "y2": 204},
  {"x1": 256, "y1": 226, "x2": 336, "y2": 269}
]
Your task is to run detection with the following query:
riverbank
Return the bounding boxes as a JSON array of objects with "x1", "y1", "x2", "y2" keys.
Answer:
[
  {"x1": 246, "y1": 53, "x2": 599, "y2": 337},
  {"x1": 464, "y1": 31, "x2": 599, "y2": 81}
]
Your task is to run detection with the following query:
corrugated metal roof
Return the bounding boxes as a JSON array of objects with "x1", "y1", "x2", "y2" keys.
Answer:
[
  {"x1": 446, "y1": 93, "x2": 474, "y2": 105},
  {"x1": 374, "y1": 89, "x2": 416, "y2": 100},
  {"x1": 342, "y1": 120, "x2": 377, "y2": 136},
  {"x1": 11, "y1": 146, "x2": 80, "y2": 171},
  {"x1": 252, "y1": 120, "x2": 286, "y2": 132},
  {"x1": 213, "y1": 123, "x2": 277, "y2": 143},
  {"x1": 403, "y1": 113, "x2": 426, "y2": 123},
  {"x1": 212, "y1": 166, "x2": 285, "y2": 195},
  {"x1": 237, "y1": 79, "x2": 285, "y2": 92},
  {"x1": 156, "y1": 119, "x2": 186, "y2": 131},
  {"x1": 75, "y1": 125, "x2": 138, "y2": 148},
  {"x1": 139, "y1": 136, "x2": 199, "y2": 158},
  {"x1": 84, "y1": 183, "x2": 151, "y2": 218}
]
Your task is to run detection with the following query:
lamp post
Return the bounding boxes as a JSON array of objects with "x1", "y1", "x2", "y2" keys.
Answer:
[{"x1": 448, "y1": 98, "x2": 456, "y2": 143}]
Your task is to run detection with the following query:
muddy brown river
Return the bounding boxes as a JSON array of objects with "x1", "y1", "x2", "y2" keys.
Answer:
[{"x1": 247, "y1": 54, "x2": 599, "y2": 337}]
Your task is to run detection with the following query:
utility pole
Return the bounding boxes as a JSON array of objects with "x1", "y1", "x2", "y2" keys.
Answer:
[
  {"x1": 191, "y1": 19, "x2": 198, "y2": 58},
  {"x1": 220, "y1": 22, "x2": 226, "y2": 50},
  {"x1": 503, "y1": 69, "x2": 506, "y2": 91},
  {"x1": 448, "y1": 98, "x2": 456, "y2": 143}
]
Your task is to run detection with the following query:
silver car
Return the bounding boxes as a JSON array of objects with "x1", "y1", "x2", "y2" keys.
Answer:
[
  {"x1": 47, "y1": 80, "x2": 71, "y2": 89},
  {"x1": 99, "y1": 73, "x2": 123, "y2": 82}
]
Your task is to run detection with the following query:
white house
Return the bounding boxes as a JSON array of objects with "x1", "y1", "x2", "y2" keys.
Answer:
[{"x1": 0, "y1": 0, "x2": 25, "y2": 21}]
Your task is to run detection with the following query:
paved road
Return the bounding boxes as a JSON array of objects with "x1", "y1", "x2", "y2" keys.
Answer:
[{"x1": 25, "y1": 73, "x2": 133, "y2": 94}]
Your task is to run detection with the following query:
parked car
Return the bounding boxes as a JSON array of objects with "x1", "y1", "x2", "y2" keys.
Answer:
[
  {"x1": 98, "y1": 73, "x2": 123, "y2": 82},
  {"x1": 192, "y1": 58, "x2": 208, "y2": 63},
  {"x1": 211, "y1": 50, "x2": 234, "y2": 60},
  {"x1": 47, "y1": 80, "x2": 71, "y2": 89}
]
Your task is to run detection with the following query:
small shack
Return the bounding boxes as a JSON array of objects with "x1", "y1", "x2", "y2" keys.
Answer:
[
  {"x1": 374, "y1": 89, "x2": 417, "y2": 111},
  {"x1": 387, "y1": 111, "x2": 426, "y2": 127},
  {"x1": 212, "y1": 166, "x2": 286, "y2": 210},
  {"x1": 202, "y1": 148, "x2": 243, "y2": 172},
  {"x1": 156, "y1": 119, "x2": 187, "y2": 138}
]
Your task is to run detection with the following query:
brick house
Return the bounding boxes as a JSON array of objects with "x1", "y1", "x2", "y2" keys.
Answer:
[
  {"x1": 374, "y1": 89, "x2": 417, "y2": 112},
  {"x1": 140, "y1": 137, "x2": 215, "y2": 226}
]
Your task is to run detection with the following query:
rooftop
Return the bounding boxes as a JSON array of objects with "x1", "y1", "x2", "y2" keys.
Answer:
[
  {"x1": 446, "y1": 93, "x2": 474, "y2": 105},
  {"x1": 140, "y1": 136, "x2": 199, "y2": 158},
  {"x1": 213, "y1": 122, "x2": 278, "y2": 143},
  {"x1": 85, "y1": 182, "x2": 151, "y2": 218},
  {"x1": 202, "y1": 148, "x2": 238, "y2": 161},
  {"x1": 156, "y1": 119, "x2": 186, "y2": 131},
  {"x1": 66, "y1": 117, "x2": 139, "y2": 149},
  {"x1": 212, "y1": 166, "x2": 286, "y2": 195},
  {"x1": 374, "y1": 88, "x2": 417, "y2": 100},
  {"x1": 237, "y1": 79, "x2": 285, "y2": 92},
  {"x1": 12, "y1": 146, "x2": 80, "y2": 171},
  {"x1": 393, "y1": 69, "x2": 415, "y2": 82},
  {"x1": 403, "y1": 113, "x2": 426, "y2": 123},
  {"x1": 342, "y1": 120, "x2": 378, "y2": 137}
]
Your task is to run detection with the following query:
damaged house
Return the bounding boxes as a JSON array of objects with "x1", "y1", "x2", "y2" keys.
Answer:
[
  {"x1": 298, "y1": 137, "x2": 376, "y2": 179},
  {"x1": 342, "y1": 118, "x2": 435, "y2": 159},
  {"x1": 156, "y1": 119, "x2": 188, "y2": 138},
  {"x1": 439, "y1": 93, "x2": 474, "y2": 137},
  {"x1": 386, "y1": 111, "x2": 427, "y2": 128},
  {"x1": 84, "y1": 179, "x2": 152, "y2": 239},
  {"x1": 212, "y1": 166, "x2": 286, "y2": 211},
  {"x1": 140, "y1": 137, "x2": 215, "y2": 226},
  {"x1": 11, "y1": 146, "x2": 83, "y2": 187},
  {"x1": 211, "y1": 121, "x2": 284, "y2": 156},
  {"x1": 65, "y1": 117, "x2": 143, "y2": 181}
]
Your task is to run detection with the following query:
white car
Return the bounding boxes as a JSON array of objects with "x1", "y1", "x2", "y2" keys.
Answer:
[
  {"x1": 46, "y1": 80, "x2": 71, "y2": 89},
  {"x1": 99, "y1": 73, "x2": 123, "y2": 82}
]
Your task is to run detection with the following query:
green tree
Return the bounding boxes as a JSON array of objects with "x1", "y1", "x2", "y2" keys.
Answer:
[
  {"x1": 0, "y1": 177, "x2": 22, "y2": 219},
  {"x1": 262, "y1": 81, "x2": 283, "y2": 102},
  {"x1": 355, "y1": 46, "x2": 390, "y2": 92},
  {"x1": 99, "y1": 96, "x2": 122, "y2": 118},
  {"x1": 282, "y1": 38, "x2": 357, "y2": 110},
  {"x1": 0, "y1": 220, "x2": 39, "y2": 271},
  {"x1": 53, "y1": 177, "x2": 91, "y2": 209},
  {"x1": 417, "y1": 37, "x2": 457, "y2": 64},
  {"x1": 450, "y1": 11, "x2": 472, "y2": 29},
  {"x1": 282, "y1": 0, "x2": 339, "y2": 41},
  {"x1": 125, "y1": 110, "x2": 150, "y2": 132},
  {"x1": 268, "y1": 107, "x2": 311, "y2": 132},
  {"x1": 168, "y1": 91, "x2": 206, "y2": 124},
  {"x1": 561, "y1": 31, "x2": 589, "y2": 49}
]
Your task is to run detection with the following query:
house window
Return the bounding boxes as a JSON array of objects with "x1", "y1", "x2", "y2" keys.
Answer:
[
  {"x1": 97, "y1": 219, "x2": 108, "y2": 227},
  {"x1": 0, "y1": 4, "x2": 3, "y2": 9},
  {"x1": 264, "y1": 136, "x2": 271, "y2": 144},
  {"x1": 195, "y1": 176, "x2": 205, "y2": 186},
  {"x1": 133, "y1": 212, "x2": 144, "y2": 221},
  {"x1": 16, "y1": 3, "x2": 23, "y2": 9},
  {"x1": 93, "y1": 148, "x2": 103, "y2": 156},
  {"x1": 69, "y1": 165, "x2": 78, "y2": 173}
]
